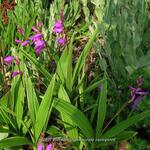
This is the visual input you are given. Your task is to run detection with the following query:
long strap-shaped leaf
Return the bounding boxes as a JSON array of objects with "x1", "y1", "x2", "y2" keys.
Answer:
[
  {"x1": 34, "y1": 75, "x2": 56, "y2": 141},
  {"x1": 72, "y1": 27, "x2": 99, "y2": 84},
  {"x1": 53, "y1": 98, "x2": 94, "y2": 138},
  {"x1": 101, "y1": 110, "x2": 150, "y2": 138},
  {"x1": 96, "y1": 78, "x2": 107, "y2": 138},
  {"x1": 0, "y1": 136, "x2": 32, "y2": 149},
  {"x1": 58, "y1": 85, "x2": 78, "y2": 138},
  {"x1": 25, "y1": 66, "x2": 39, "y2": 125}
]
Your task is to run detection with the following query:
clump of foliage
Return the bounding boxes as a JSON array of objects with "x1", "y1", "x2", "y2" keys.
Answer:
[{"x1": 0, "y1": 0, "x2": 150, "y2": 150}]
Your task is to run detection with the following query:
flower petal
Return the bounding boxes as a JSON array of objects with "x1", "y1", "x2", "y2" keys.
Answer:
[
  {"x1": 21, "y1": 41, "x2": 30, "y2": 46},
  {"x1": 12, "y1": 71, "x2": 22, "y2": 77},
  {"x1": 37, "y1": 143, "x2": 43, "y2": 150},
  {"x1": 3, "y1": 56, "x2": 14, "y2": 64},
  {"x1": 46, "y1": 144, "x2": 53, "y2": 150}
]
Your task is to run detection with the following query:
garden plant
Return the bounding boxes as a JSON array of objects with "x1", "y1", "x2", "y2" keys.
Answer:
[{"x1": 0, "y1": 0, "x2": 150, "y2": 150}]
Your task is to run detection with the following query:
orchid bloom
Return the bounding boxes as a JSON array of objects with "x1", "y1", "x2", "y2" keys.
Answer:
[
  {"x1": 52, "y1": 20, "x2": 63, "y2": 34},
  {"x1": 37, "y1": 143, "x2": 53, "y2": 150},
  {"x1": 37, "y1": 143, "x2": 43, "y2": 150},
  {"x1": 15, "y1": 26, "x2": 45, "y2": 55},
  {"x1": 46, "y1": 144, "x2": 53, "y2": 150},
  {"x1": 15, "y1": 39, "x2": 30, "y2": 47},
  {"x1": 12, "y1": 71, "x2": 22, "y2": 78},
  {"x1": 57, "y1": 37, "x2": 66, "y2": 45},
  {"x1": 3, "y1": 56, "x2": 14, "y2": 64},
  {"x1": 129, "y1": 77, "x2": 148, "y2": 109}
]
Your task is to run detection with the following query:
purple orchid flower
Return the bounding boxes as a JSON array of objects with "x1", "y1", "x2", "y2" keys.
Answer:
[
  {"x1": 21, "y1": 40, "x2": 30, "y2": 46},
  {"x1": 15, "y1": 39, "x2": 30, "y2": 47},
  {"x1": 15, "y1": 25, "x2": 45, "y2": 55},
  {"x1": 52, "y1": 20, "x2": 63, "y2": 34},
  {"x1": 34, "y1": 40, "x2": 45, "y2": 54},
  {"x1": 32, "y1": 26, "x2": 39, "y2": 33},
  {"x1": 46, "y1": 144, "x2": 53, "y2": 150},
  {"x1": 37, "y1": 143, "x2": 53, "y2": 150},
  {"x1": 57, "y1": 37, "x2": 66, "y2": 45},
  {"x1": 29, "y1": 33, "x2": 43, "y2": 42},
  {"x1": 3, "y1": 56, "x2": 14, "y2": 64},
  {"x1": 15, "y1": 39, "x2": 22, "y2": 43},
  {"x1": 12, "y1": 71, "x2": 22, "y2": 77},
  {"x1": 129, "y1": 77, "x2": 148, "y2": 109},
  {"x1": 37, "y1": 143, "x2": 43, "y2": 150}
]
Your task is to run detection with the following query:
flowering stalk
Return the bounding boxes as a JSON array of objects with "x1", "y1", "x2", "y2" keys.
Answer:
[
  {"x1": 0, "y1": 48, "x2": 9, "y2": 92},
  {"x1": 102, "y1": 77, "x2": 148, "y2": 133}
]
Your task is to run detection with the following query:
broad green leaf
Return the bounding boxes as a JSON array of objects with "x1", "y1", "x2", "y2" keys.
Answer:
[
  {"x1": 25, "y1": 67, "x2": 39, "y2": 124},
  {"x1": 0, "y1": 136, "x2": 32, "y2": 149},
  {"x1": 101, "y1": 110, "x2": 150, "y2": 138},
  {"x1": 53, "y1": 98, "x2": 94, "y2": 138},
  {"x1": 116, "y1": 131, "x2": 137, "y2": 141},
  {"x1": 35, "y1": 75, "x2": 56, "y2": 141},
  {"x1": 56, "y1": 48, "x2": 68, "y2": 84},
  {"x1": 96, "y1": 78, "x2": 107, "y2": 138},
  {"x1": 0, "y1": 133, "x2": 8, "y2": 140},
  {"x1": 95, "y1": 131, "x2": 137, "y2": 147},
  {"x1": 58, "y1": 85, "x2": 78, "y2": 139},
  {"x1": 14, "y1": 79, "x2": 25, "y2": 129},
  {"x1": 66, "y1": 34, "x2": 74, "y2": 92}
]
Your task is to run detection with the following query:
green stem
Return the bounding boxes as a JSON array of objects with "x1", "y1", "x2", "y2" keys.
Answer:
[{"x1": 102, "y1": 101, "x2": 129, "y2": 134}]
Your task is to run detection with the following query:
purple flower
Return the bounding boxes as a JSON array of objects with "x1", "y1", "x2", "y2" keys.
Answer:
[
  {"x1": 52, "y1": 20, "x2": 63, "y2": 34},
  {"x1": 34, "y1": 40, "x2": 45, "y2": 54},
  {"x1": 3, "y1": 56, "x2": 14, "y2": 64},
  {"x1": 37, "y1": 143, "x2": 43, "y2": 150},
  {"x1": 21, "y1": 40, "x2": 30, "y2": 46},
  {"x1": 12, "y1": 71, "x2": 22, "y2": 77},
  {"x1": 15, "y1": 39, "x2": 22, "y2": 43},
  {"x1": 29, "y1": 33, "x2": 43, "y2": 42},
  {"x1": 37, "y1": 21, "x2": 43, "y2": 28},
  {"x1": 32, "y1": 26, "x2": 39, "y2": 33},
  {"x1": 133, "y1": 96, "x2": 142, "y2": 109},
  {"x1": 57, "y1": 37, "x2": 66, "y2": 45},
  {"x1": 129, "y1": 77, "x2": 148, "y2": 109},
  {"x1": 54, "y1": 20, "x2": 63, "y2": 28},
  {"x1": 46, "y1": 144, "x2": 53, "y2": 150},
  {"x1": 15, "y1": 39, "x2": 30, "y2": 47}
]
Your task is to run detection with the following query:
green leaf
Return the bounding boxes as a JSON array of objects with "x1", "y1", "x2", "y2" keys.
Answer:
[
  {"x1": 58, "y1": 85, "x2": 78, "y2": 138},
  {"x1": 73, "y1": 27, "x2": 99, "y2": 83},
  {"x1": 116, "y1": 131, "x2": 137, "y2": 141},
  {"x1": 66, "y1": 34, "x2": 74, "y2": 92},
  {"x1": 96, "y1": 78, "x2": 107, "y2": 138},
  {"x1": 14, "y1": 78, "x2": 25, "y2": 129},
  {"x1": 34, "y1": 75, "x2": 56, "y2": 141},
  {"x1": 0, "y1": 136, "x2": 32, "y2": 149},
  {"x1": 101, "y1": 110, "x2": 150, "y2": 138},
  {"x1": 53, "y1": 98, "x2": 94, "y2": 138},
  {"x1": 25, "y1": 67, "x2": 39, "y2": 124},
  {"x1": 56, "y1": 48, "x2": 68, "y2": 84}
]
